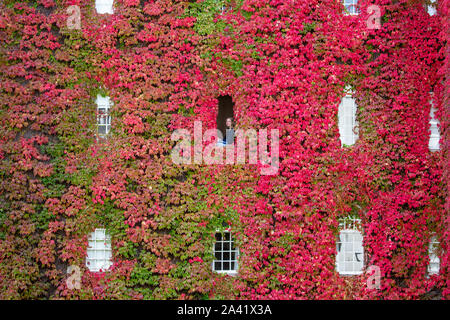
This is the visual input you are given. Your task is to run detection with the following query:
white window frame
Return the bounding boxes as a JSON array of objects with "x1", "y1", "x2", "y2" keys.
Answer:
[
  {"x1": 95, "y1": 0, "x2": 114, "y2": 14},
  {"x1": 86, "y1": 228, "x2": 112, "y2": 272},
  {"x1": 212, "y1": 230, "x2": 239, "y2": 276},
  {"x1": 428, "y1": 96, "x2": 440, "y2": 151},
  {"x1": 343, "y1": 0, "x2": 359, "y2": 15},
  {"x1": 427, "y1": 235, "x2": 440, "y2": 276},
  {"x1": 427, "y1": 0, "x2": 437, "y2": 16},
  {"x1": 336, "y1": 217, "x2": 364, "y2": 276},
  {"x1": 96, "y1": 94, "x2": 112, "y2": 138},
  {"x1": 338, "y1": 88, "x2": 359, "y2": 147}
]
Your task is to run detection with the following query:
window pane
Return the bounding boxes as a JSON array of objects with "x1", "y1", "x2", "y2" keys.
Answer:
[
  {"x1": 338, "y1": 95, "x2": 358, "y2": 146},
  {"x1": 96, "y1": 240, "x2": 106, "y2": 250},
  {"x1": 86, "y1": 229, "x2": 112, "y2": 272},
  {"x1": 96, "y1": 0, "x2": 114, "y2": 14},
  {"x1": 336, "y1": 226, "x2": 364, "y2": 275},
  {"x1": 428, "y1": 236, "x2": 440, "y2": 275},
  {"x1": 96, "y1": 95, "x2": 111, "y2": 138},
  {"x1": 98, "y1": 125, "x2": 106, "y2": 134},
  {"x1": 213, "y1": 231, "x2": 238, "y2": 274},
  {"x1": 223, "y1": 251, "x2": 230, "y2": 260},
  {"x1": 344, "y1": 0, "x2": 358, "y2": 14},
  {"x1": 429, "y1": 106, "x2": 440, "y2": 151},
  {"x1": 214, "y1": 251, "x2": 221, "y2": 260}
]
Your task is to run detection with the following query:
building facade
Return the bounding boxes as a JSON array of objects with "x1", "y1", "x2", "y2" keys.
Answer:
[{"x1": 0, "y1": 0, "x2": 448, "y2": 299}]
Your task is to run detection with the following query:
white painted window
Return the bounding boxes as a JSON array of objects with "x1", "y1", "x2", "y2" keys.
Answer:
[
  {"x1": 343, "y1": 0, "x2": 359, "y2": 15},
  {"x1": 428, "y1": 236, "x2": 440, "y2": 275},
  {"x1": 428, "y1": 105, "x2": 440, "y2": 151},
  {"x1": 95, "y1": 0, "x2": 114, "y2": 14},
  {"x1": 96, "y1": 94, "x2": 111, "y2": 137},
  {"x1": 336, "y1": 218, "x2": 364, "y2": 275},
  {"x1": 212, "y1": 231, "x2": 238, "y2": 275},
  {"x1": 427, "y1": 0, "x2": 437, "y2": 15},
  {"x1": 338, "y1": 91, "x2": 359, "y2": 147},
  {"x1": 86, "y1": 228, "x2": 112, "y2": 272}
]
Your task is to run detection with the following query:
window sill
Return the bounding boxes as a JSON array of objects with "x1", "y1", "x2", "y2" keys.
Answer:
[
  {"x1": 343, "y1": 12, "x2": 359, "y2": 16},
  {"x1": 337, "y1": 271, "x2": 364, "y2": 276},
  {"x1": 214, "y1": 271, "x2": 238, "y2": 277}
]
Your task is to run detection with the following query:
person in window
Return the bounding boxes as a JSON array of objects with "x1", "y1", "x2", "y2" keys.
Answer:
[
  {"x1": 224, "y1": 117, "x2": 235, "y2": 145},
  {"x1": 216, "y1": 117, "x2": 235, "y2": 146}
]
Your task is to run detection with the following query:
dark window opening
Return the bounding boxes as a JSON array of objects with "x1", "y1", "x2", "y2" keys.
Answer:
[{"x1": 217, "y1": 95, "x2": 234, "y2": 142}]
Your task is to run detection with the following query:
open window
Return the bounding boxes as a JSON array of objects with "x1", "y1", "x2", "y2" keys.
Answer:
[
  {"x1": 86, "y1": 228, "x2": 112, "y2": 272},
  {"x1": 216, "y1": 95, "x2": 235, "y2": 145},
  {"x1": 336, "y1": 218, "x2": 364, "y2": 275},
  {"x1": 212, "y1": 231, "x2": 239, "y2": 276},
  {"x1": 95, "y1": 0, "x2": 114, "y2": 14}
]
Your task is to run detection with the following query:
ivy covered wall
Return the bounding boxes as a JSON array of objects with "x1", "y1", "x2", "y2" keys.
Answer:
[{"x1": 0, "y1": 0, "x2": 448, "y2": 299}]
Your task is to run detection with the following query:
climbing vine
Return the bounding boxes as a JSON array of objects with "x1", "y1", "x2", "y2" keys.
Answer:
[{"x1": 0, "y1": 0, "x2": 447, "y2": 299}]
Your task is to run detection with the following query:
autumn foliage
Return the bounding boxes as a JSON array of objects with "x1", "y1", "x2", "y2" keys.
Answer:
[{"x1": 0, "y1": 0, "x2": 448, "y2": 299}]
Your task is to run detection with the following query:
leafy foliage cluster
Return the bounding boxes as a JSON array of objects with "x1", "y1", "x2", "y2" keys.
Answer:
[{"x1": 0, "y1": 0, "x2": 447, "y2": 299}]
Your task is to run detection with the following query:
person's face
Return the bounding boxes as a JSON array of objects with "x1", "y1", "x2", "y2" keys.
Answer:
[{"x1": 226, "y1": 119, "x2": 232, "y2": 128}]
